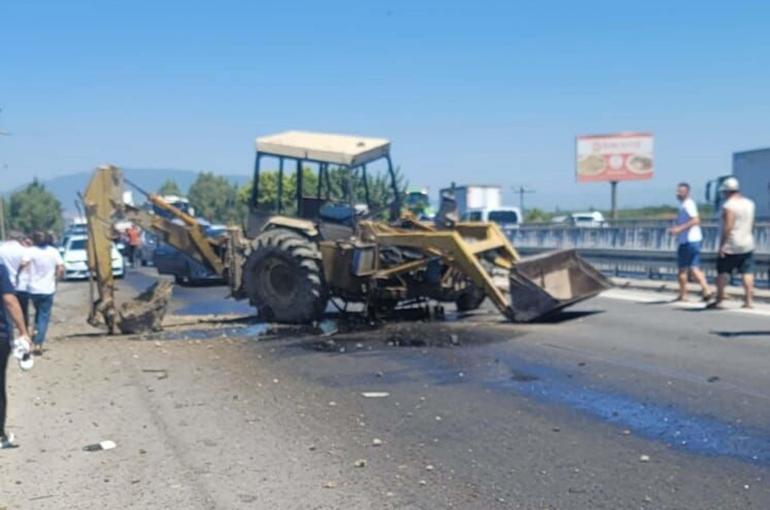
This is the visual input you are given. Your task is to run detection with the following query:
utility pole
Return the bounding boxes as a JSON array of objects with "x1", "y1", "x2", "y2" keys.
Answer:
[
  {"x1": 512, "y1": 185, "x2": 535, "y2": 218},
  {"x1": 0, "y1": 108, "x2": 10, "y2": 241},
  {"x1": 610, "y1": 181, "x2": 618, "y2": 220}
]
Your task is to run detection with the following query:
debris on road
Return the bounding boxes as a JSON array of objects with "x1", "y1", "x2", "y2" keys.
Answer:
[
  {"x1": 639, "y1": 454, "x2": 651, "y2": 463},
  {"x1": 141, "y1": 368, "x2": 169, "y2": 380},
  {"x1": 425, "y1": 464, "x2": 434, "y2": 471},
  {"x1": 83, "y1": 440, "x2": 117, "y2": 452},
  {"x1": 354, "y1": 459, "x2": 367, "y2": 468},
  {"x1": 372, "y1": 438, "x2": 383, "y2": 446},
  {"x1": 361, "y1": 392, "x2": 390, "y2": 398},
  {"x1": 318, "y1": 319, "x2": 339, "y2": 337},
  {"x1": 322, "y1": 481, "x2": 338, "y2": 489}
]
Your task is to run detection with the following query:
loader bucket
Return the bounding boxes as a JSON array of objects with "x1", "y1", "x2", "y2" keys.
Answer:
[
  {"x1": 117, "y1": 280, "x2": 174, "y2": 334},
  {"x1": 508, "y1": 249, "x2": 611, "y2": 322}
]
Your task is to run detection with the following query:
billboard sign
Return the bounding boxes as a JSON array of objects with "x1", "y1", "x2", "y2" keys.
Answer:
[{"x1": 576, "y1": 132, "x2": 654, "y2": 182}]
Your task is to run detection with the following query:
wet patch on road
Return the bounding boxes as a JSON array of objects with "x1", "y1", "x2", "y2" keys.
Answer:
[{"x1": 485, "y1": 352, "x2": 770, "y2": 466}]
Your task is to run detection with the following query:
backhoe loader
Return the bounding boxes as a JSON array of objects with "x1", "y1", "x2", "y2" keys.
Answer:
[{"x1": 82, "y1": 131, "x2": 610, "y2": 333}]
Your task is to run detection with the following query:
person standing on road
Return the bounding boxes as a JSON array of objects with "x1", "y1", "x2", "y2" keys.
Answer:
[
  {"x1": 1, "y1": 261, "x2": 31, "y2": 448},
  {"x1": 27, "y1": 232, "x2": 64, "y2": 354},
  {"x1": 708, "y1": 177, "x2": 756, "y2": 309},
  {"x1": 0, "y1": 232, "x2": 32, "y2": 330},
  {"x1": 126, "y1": 224, "x2": 141, "y2": 267},
  {"x1": 668, "y1": 183, "x2": 711, "y2": 301}
]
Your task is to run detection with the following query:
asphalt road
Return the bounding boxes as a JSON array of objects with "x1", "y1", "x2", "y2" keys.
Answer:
[
  {"x1": 3, "y1": 268, "x2": 769, "y2": 509},
  {"x1": 133, "y1": 268, "x2": 770, "y2": 508}
]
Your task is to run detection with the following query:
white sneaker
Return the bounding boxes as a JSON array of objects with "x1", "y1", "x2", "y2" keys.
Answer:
[
  {"x1": 0, "y1": 433, "x2": 18, "y2": 449},
  {"x1": 12, "y1": 337, "x2": 33, "y2": 371}
]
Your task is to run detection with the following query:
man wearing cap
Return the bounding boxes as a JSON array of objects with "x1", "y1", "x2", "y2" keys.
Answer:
[{"x1": 710, "y1": 177, "x2": 756, "y2": 309}]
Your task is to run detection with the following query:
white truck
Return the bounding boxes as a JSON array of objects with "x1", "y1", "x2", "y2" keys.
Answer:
[
  {"x1": 707, "y1": 148, "x2": 770, "y2": 218},
  {"x1": 440, "y1": 184, "x2": 502, "y2": 217}
]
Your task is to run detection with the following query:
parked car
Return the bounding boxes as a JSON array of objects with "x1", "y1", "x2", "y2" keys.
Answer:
[
  {"x1": 62, "y1": 235, "x2": 124, "y2": 280},
  {"x1": 153, "y1": 224, "x2": 226, "y2": 285}
]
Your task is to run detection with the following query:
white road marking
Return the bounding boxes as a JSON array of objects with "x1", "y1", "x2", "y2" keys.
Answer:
[{"x1": 599, "y1": 289, "x2": 770, "y2": 316}]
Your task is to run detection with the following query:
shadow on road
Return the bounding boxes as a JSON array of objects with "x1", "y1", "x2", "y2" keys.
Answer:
[
  {"x1": 529, "y1": 310, "x2": 604, "y2": 324},
  {"x1": 711, "y1": 330, "x2": 770, "y2": 339}
]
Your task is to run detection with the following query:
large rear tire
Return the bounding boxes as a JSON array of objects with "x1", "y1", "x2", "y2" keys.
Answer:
[{"x1": 243, "y1": 228, "x2": 328, "y2": 323}]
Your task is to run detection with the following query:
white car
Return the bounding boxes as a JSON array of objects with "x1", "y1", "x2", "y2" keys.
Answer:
[
  {"x1": 62, "y1": 235, "x2": 124, "y2": 280},
  {"x1": 569, "y1": 211, "x2": 606, "y2": 228}
]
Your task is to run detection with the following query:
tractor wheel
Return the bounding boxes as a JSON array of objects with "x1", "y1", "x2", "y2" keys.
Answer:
[
  {"x1": 456, "y1": 286, "x2": 486, "y2": 312},
  {"x1": 243, "y1": 228, "x2": 328, "y2": 323}
]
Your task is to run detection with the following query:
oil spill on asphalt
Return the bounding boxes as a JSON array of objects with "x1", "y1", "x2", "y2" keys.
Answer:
[
  {"x1": 288, "y1": 324, "x2": 770, "y2": 466},
  {"x1": 485, "y1": 352, "x2": 770, "y2": 466},
  {"x1": 144, "y1": 322, "x2": 275, "y2": 341},
  {"x1": 174, "y1": 300, "x2": 254, "y2": 316}
]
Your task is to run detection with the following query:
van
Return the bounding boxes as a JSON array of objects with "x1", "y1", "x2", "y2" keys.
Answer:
[{"x1": 462, "y1": 206, "x2": 522, "y2": 229}]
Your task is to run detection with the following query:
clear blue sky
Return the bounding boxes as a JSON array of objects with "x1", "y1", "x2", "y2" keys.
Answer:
[{"x1": 2, "y1": 0, "x2": 770, "y2": 210}]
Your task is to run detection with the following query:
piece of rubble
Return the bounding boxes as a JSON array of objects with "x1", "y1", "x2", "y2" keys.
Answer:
[
  {"x1": 372, "y1": 438, "x2": 383, "y2": 446},
  {"x1": 83, "y1": 440, "x2": 117, "y2": 452},
  {"x1": 354, "y1": 459, "x2": 367, "y2": 468},
  {"x1": 639, "y1": 454, "x2": 650, "y2": 463},
  {"x1": 361, "y1": 392, "x2": 390, "y2": 398},
  {"x1": 323, "y1": 481, "x2": 338, "y2": 489},
  {"x1": 318, "y1": 319, "x2": 339, "y2": 337}
]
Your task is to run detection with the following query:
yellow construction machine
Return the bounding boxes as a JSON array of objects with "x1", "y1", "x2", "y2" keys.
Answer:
[{"x1": 82, "y1": 131, "x2": 610, "y2": 333}]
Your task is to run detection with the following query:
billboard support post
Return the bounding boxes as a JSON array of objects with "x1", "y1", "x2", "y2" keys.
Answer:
[{"x1": 610, "y1": 181, "x2": 618, "y2": 220}]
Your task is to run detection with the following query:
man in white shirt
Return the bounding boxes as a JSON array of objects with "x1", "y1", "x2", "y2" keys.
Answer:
[
  {"x1": 0, "y1": 232, "x2": 32, "y2": 330},
  {"x1": 668, "y1": 183, "x2": 711, "y2": 301},
  {"x1": 709, "y1": 177, "x2": 756, "y2": 309},
  {"x1": 27, "y1": 232, "x2": 64, "y2": 353}
]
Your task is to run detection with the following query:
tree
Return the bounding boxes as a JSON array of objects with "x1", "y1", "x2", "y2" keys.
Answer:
[
  {"x1": 157, "y1": 179, "x2": 181, "y2": 196},
  {"x1": 237, "y1": 165, "x2": 407, "y2": 219},
  {"x1": 525, "y1": 207, "x2": 552, "y2": 223},
  {"x1": 187, "y1": 172, "x2": 242, "y2": 225},
  {"x1": 239, "y1": 167, "x2": 319, "y2": 215},
  {"x1": 7, "y1": 179, "x2": 63, "y2": 233}
]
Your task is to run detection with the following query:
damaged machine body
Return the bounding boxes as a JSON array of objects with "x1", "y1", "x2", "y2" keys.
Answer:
[
  {"x1": 83, "y1": 131, "x2": 610, "y2": 333},
  {"x1": 240, "y1": 131, "x2": 610, "y2": 323}
]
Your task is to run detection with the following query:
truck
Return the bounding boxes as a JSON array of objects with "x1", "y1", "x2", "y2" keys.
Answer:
[
  {"x1": 706, "y1": 147, "x2": 770, "y2": 218},
  {"x1": 439, "y1": 184, "x2": 501, "y2": 218}
]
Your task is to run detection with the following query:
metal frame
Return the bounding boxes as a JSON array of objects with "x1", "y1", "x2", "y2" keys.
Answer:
[{"x1": 250, "y1": 150, "x2": 399, "y2": 217}]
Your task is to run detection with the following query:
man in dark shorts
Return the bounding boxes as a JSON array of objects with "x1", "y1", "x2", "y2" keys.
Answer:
[
  {"x1": 710, "y1": 177, "x2": 756, "y2": 309},
  {"x1": 1, "y1": 262, "x2": 31, "y2": 448}
]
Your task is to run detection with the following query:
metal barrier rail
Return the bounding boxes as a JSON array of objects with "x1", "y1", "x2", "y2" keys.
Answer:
[
  {"x1": 516, "y1": 246, "x2": 770, "y2": 286},
  {"x1": 509, "y1": 225, "x2": 770, "y2": 254},
  {"x1": 510, "y1": 224, "x2": 770, "y2": 286}
]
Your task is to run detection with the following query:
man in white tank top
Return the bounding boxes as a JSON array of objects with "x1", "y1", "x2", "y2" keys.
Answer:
[{"x1": 710, "y1": 177, "x2": 756, "y2": 309}]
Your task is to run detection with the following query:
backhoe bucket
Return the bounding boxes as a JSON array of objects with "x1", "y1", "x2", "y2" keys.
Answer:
[{"x1": 508, "y1": 249, "x2": 611, "y2": 322}]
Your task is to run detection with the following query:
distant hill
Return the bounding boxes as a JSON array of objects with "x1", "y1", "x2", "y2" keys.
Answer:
[{"x1": 5, "y1": 168, "x2": 250, "y2": 216}]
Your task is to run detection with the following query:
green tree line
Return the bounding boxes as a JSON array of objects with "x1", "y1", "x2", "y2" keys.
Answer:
[{"x1": 162, "y1": 166, "x2": 406, "y2": 226}]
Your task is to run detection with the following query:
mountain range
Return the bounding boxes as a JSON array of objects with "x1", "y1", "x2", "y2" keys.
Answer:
[{"x1": 4, "y1": 168, "x2": 251, "y2": 217}]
